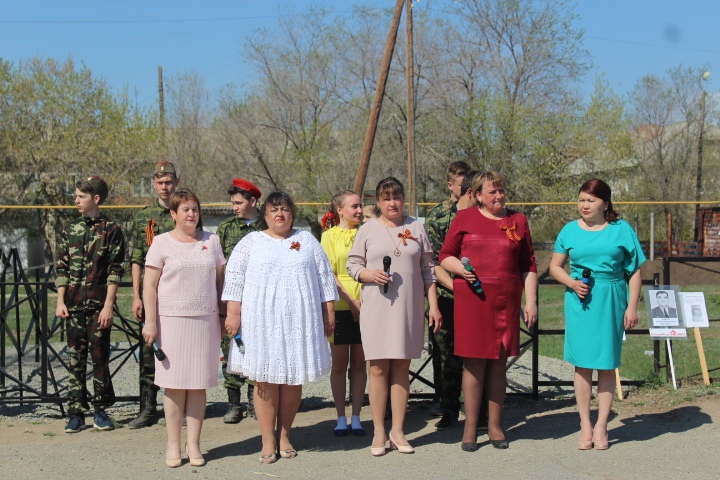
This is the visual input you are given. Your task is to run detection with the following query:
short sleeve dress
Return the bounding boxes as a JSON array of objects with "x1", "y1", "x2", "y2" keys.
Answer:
[
  {"x1": 145, "y1": 231, "x2": 225, "y2": 389},
  {"x1": 346, "y1": 217, "x2": 436, "y2": 360},
  {"x1": 554, "y1": 219, "x2": 646, "y2": 370},
  {"x1": 439, "y1": 207, "x2": 537, "y2": 359},
  {"x1": 221, "y1": 230, "x2": 337, "y2": 385},
  {"x1": 321, "y1": 226, "x2": 362, "y2": 345}
]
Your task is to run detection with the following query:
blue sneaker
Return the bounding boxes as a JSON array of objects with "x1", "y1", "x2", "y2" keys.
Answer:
[
  {"x1": 93, "y1": 411, "x2": 115, "y2": 431},
  {"x1": 64, "y1": 413, "x2": 85, "y2": 433}
]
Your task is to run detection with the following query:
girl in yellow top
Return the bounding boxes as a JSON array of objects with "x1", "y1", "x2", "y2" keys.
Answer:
[{"x1": 321, "y1": 190, "x2": 366, "y2": 436}]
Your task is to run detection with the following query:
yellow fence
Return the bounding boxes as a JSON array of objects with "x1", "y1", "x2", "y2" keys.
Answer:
[{"x1": 3, "y1": 200, "x2": 720, "y2": 210}]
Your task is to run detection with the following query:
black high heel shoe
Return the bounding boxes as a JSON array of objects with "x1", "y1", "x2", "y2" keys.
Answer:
[{"x1": 461, "y1": 442, "x2": 479, "y2": 452}]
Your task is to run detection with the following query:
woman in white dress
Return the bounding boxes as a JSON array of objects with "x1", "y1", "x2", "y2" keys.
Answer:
[{"x1": 222, "y1": 191, "x2": 337, "y2": 464}]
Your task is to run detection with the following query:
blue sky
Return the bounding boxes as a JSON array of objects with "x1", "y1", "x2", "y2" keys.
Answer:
[{"x1": 2, "y1": 0, "x2": 719, "y2": 109}]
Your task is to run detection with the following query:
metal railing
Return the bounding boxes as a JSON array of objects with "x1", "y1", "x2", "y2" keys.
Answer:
[{"x1": 1, "y1": 249, "x2": 143, "y2": 416}]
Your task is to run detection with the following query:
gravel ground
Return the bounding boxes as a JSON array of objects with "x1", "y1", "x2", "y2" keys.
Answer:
[
  {"x1": 1, "y1": 341, "x2": 576, "y2": 421},
  {"x1": 4, "y1": 343, "x2": 720, "y2": 480}
]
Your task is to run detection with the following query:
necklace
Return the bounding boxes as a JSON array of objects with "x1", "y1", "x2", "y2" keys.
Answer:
[
  {"x1": 382, "y1": 216, "x2": 405, "y2": 257},
  {"x1": 580, "y1": 218, "x2": 608, "y2": 231}
]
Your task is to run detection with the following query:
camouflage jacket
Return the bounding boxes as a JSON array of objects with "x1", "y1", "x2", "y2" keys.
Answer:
[
  {"x1": 424, "y1": 199, "x2": 457, "y2": 299},
  {"x1": 216, "y1": 216, "x2": 260, "y2": 259},
  {"x1": 55, "y1": 212, "x2": 126, "y2": 312},
  {"x1": 130, "y1": 198, "x2": 203, "y2": 265}
]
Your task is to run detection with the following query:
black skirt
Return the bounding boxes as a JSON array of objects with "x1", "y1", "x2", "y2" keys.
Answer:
[{"x1": 332, "y1": 310, "x2": 362, "y2": 345}]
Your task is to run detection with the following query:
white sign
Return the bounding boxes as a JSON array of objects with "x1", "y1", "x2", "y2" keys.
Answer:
[
  {"x1": 679, "y1": 292, "x2": 710, "y2": 328},
  {"x1": 649, "y1": 328, "x2": 688, "y2": 339}
]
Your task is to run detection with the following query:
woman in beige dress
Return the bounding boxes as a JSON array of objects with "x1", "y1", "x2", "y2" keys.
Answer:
[{"x1": 347, "y1": 177, "x2": 442, "y2": 456}]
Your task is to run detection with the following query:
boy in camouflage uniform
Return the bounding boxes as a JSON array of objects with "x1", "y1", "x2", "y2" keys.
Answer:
[
  {"x1": 128, "y1": 161, "x2": 202, "y2": 428},
  {"x1": 216, "y1": 178, "x2": 261, "y2": 422},
  {"x1": 425, "y1": 161, "x2": 472, "y2": 430},
  {"x1": 55, "y1": 176, "x2": 125, "y2": 433}
]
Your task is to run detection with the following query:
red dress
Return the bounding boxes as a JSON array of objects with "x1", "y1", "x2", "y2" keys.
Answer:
[{"x1": 439, "y1": 208, "x2": 536, "y2": 359}]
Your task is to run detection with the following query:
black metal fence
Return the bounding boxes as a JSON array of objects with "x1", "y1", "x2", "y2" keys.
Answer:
[
  {"x1": 7, "y1": 248, "x2": 713, "y2": 410},
  {"x1": 0, "y1": 248, "x2": 143, "y2": 416}
]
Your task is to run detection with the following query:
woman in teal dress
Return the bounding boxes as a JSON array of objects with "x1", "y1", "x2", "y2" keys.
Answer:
[{"x1": 549, "y1": 179, "x2": 645, "y2": 451}]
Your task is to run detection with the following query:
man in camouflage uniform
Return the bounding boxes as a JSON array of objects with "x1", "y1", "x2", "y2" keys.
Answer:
[
  {"x1": 55, "y1": 176, "x2": 125, "y2": 433},
  {"x1": 425, "y1": 161, "x2": 472, "y2": 430},
  {"x1": 128, "y1": 161, "x2": 202, "y2": 428},
  {"x1": 216, "y1": 178, "x2": 261, "y2": 422}
]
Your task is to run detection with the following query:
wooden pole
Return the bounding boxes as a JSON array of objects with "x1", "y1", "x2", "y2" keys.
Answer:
[
  {"x1": 352, "y1": 0, "x2": 405, "y2": 196},
  {"x1": 667, "y1": 211, "x2": 672, "y2": 256},
  {"x1": 614, "y1": 368, "x2": 623, "y2": 400},
  {"x1": 694, "y1": 327, "x2": 711, "y2": 385},
  {"x1": 695, "y1": 88, "x2": 707, "y2": 241},
  {"x1": 158, "y1": 65, "x2": 165, "y2": 147},
  {"x1": 405, "y1": 0, "x2": 416, "y2": 216}
]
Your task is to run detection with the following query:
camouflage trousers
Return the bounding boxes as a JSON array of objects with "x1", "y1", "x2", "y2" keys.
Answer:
[
  {"x1": 221, "y1": 334, "x2": 252, "y2": 391},
  {"x1": 139, "y1": 340, "x2": 159, "y2": 392},
  {"x1": 66, "y1": 310, "x2": 115, "y2": 414},
  {"x1": 432, "y1": 296, "x2": 463, "y2": 416}
]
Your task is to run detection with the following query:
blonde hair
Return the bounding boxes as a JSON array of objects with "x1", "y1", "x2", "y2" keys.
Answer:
[
  {"x1": 322, "y1": 190, "x2": 357, "y2": 229},
  {"x1": 471, "y1": 171, "x2": 505, "y2": 196}
]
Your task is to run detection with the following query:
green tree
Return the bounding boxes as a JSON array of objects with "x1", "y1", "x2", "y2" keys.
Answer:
[{"x1": 0, "y1": 57, "x2": 160, "y2": 260}]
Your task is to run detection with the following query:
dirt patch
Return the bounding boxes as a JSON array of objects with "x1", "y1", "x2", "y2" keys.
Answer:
[{"x1": 2, "y1": 386, "x2": 719, "y2": 480}]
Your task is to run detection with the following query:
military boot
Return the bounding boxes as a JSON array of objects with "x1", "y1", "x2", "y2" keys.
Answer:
[
  {"x1": 223, "y1": 389, "x2": 243, "y2": 424},
  {"x1": 247, "y1": 384, "x2": 256, "y2": 419},
  {"x1": 129, "y1": 386, "x2": 158, "y2": 429}
]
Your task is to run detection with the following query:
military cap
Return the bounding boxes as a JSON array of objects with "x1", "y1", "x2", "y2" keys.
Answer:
[
  {"x1": 86, "y1": 176, "x2": 109, "y2": 204},
  {"x1": 154, "y1": 161, "x2": 177, "y2": 176},
  {"x1": 231, "y1": 178, "x2": 261, "y2": 199}
]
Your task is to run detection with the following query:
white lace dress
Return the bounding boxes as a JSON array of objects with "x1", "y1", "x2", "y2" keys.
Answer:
[{"x1": 222, "y1": 230, "x2": 337, "y2": 385}]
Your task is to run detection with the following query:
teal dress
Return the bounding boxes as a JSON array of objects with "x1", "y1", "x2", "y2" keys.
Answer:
[{"x1": 554, "y1": 220, "x2": 646, "y2": 370}]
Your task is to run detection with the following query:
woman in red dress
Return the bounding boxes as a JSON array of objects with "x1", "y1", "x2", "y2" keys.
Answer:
[{"x1": 439, "y1": 171, "x2": 537, "y2": 452}]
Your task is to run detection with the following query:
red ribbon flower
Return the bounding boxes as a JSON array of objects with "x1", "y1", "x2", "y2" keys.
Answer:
[
  {"x1": 501, "y1": 222, "x2": 521, "y2": 243},
  {"x1": 320, "y1": 211, "x2": 337, "y2": 230},
  {"x1": 397, "y1": 229, "x2": 417, "y2": 245},
  {"x1": 290, "y1": 241, "x2": 301, "y2": 251},
  {"x1": 201, "y1": 245, "x2": 208, "y2": 250}
]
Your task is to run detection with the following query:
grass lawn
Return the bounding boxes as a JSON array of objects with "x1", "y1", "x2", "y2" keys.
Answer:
[{"x1": 534, "y1": 284, "x2": 720, "y2": 383}]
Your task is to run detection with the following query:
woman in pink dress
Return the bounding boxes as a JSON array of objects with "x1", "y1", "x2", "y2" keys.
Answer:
[
  {"x1": 347, "y1": 177, "x2": 442, "y2": 456},
  {"x1": 142, "y1": 189, "x2": 225, "y2": 468},
  {"x1": 440, "y1": 171, "x2": 537, "y2": 452}
]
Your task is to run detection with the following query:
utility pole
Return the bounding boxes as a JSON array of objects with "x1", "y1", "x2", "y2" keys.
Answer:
[
  {"x1": 158, "y1": 65, "x2": 165, "y2": 146},
  {"x1": 694, "y1": 71, "x2": 710, "y2": 242},
  {"x1": 405, "y1": 0, "x2": 416, "y2": 217},
  {"x1": 353, "y1": 0, "x2": 405, "y2": 196}
]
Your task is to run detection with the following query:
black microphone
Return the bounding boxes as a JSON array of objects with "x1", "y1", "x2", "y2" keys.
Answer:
[
  {"x1": 141, "y1": 322, "x2": 166, "y2": 360},
  {"x1": 460, "y1": 257, "x2": 483, "y2": 294},
  {"x1": 581, "y1": 268, "x2": 591, "y2": 304},
  {"x1": 383, "y1": 255, "x2": 392, "y2": 293},
  {"x1": 152, "y1": 342, "x2": 166, "y2": 361}
]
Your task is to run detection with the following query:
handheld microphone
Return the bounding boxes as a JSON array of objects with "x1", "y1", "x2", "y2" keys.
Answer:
[
  {"x1": 383, "y1": 255, "x2": 392, "y2": 293},
  {"x1": 140, "y1": 322, "x2": 167, "y2": 360},
  {"x1": 460, "y1": 257, "x2": 483, "y2": 294},
  {"x1": 152, "y1": 342, "x2": 166, "y2": 361},
  {"x1": 234, "y1": 333, "x2": 245, "y2": 354},
  {"x1": 581, "y1": 268, "x2": 591, "y2": 304}
]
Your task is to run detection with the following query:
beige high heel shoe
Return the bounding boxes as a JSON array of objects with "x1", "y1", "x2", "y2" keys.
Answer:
[
  {"x1": 371, "y1": 435, "x2": 387, "y2": 456},
  {"x1": 185, "y1": 443, "x2": 206, "y2": 466},
  {"x1": 388, "y1": 433, "x2": 414, "y2": 454}
]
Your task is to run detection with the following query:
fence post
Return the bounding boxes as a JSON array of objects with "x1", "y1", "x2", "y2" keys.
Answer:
[{"x1": 650, "y1": 212, "x2": 655, "y2": 261}]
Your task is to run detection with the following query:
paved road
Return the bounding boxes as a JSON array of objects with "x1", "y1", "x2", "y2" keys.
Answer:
[{"x1": 1, "y1": 395, "x2": 719, "y2": 480}]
